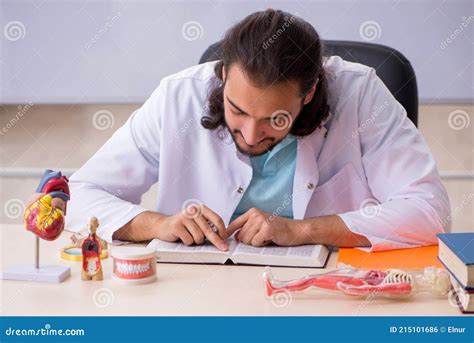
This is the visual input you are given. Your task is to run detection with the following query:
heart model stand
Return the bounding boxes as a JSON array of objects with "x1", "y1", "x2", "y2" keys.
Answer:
[{"x1": 1, "y1": 169, "x2": 71, "y2": 283}]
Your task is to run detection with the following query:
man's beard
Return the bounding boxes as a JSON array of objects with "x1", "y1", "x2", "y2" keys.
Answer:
[{"x1": 223, "y1": 120, "x2": 285, "y2": 157}]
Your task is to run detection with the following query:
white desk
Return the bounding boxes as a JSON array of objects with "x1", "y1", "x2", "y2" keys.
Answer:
[{"x1": 0, "y1": 224, "x2": 463, "y2": 316}]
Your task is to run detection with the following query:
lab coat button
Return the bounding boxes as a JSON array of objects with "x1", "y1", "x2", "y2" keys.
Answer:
[
  {"x1": 307, "y1": 183, "x2": 314, "y2": 190},
  {"x1": 237, "y1": 187, "x2": 244, "y2": 194}
]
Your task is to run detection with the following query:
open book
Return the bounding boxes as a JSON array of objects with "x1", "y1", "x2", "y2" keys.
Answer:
[{"x1": 147, "y1": 237, "x2": 330, "y2": 268}]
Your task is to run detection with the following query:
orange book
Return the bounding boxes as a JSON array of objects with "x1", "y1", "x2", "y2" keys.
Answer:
[{"x1": 336, "y1": 245, "x2": 443, "y2": 270}]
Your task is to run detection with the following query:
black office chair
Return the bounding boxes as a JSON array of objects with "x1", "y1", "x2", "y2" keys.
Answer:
[{"x1": 199, "y1": 40, "x2": 418, "y2": 127}]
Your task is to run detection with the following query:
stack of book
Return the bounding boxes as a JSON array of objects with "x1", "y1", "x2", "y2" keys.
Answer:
[{"x1": 437, "y1": 232, "x2": 473, "y2": 313}]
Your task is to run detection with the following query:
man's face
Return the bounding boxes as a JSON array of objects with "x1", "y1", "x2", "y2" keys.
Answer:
[{"x1": 223, "y1": 64, "x2": 315, "y2": 157}]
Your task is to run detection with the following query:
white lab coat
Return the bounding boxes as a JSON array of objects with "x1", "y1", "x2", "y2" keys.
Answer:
[{"x1": 66, "y1": 56, "x2": 451, "y2": 251}]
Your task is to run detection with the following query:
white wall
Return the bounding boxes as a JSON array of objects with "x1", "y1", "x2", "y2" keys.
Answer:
[{"x1": 1, "y1": 0, "x2": 472, "y2": 104}]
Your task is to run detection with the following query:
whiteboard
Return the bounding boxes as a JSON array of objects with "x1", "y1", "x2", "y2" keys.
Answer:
[{"x1": 1, "y1": 0, "x2": 472, "y2": 104}]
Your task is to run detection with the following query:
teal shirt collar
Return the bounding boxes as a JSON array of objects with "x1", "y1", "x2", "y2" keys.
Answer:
[{"x1": 250, "y1": 134, "x2": 297, "y2": 177}]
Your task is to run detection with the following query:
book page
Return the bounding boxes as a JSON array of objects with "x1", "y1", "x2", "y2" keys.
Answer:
[
  {"x1": 147, "y1": 237, "x2": 328, "y2": 266},
  {"x1": 232, "y1": 242, "x2": 320, "y2": 258},
  {"x1": 147, "y1": 238, "x2": 238, "y2": 255}
]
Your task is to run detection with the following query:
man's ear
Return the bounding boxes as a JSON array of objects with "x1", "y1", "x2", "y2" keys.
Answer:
[
  {"x1": 222, "y1": 65, "x2": 226, "y2": 83},
  {"x1": 303, "y1": 80, "x2": 318, "y2": 105}
]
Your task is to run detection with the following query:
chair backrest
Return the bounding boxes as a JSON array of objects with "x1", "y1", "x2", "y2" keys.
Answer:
[{"x1": 199, "y1": 40, "x2": 418, "y2": 127}]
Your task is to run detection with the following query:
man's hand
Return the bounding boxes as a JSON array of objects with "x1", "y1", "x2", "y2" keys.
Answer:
[
  {"x1": 227, "y1": 207, "x2": 306, "y2": 247},
  {"x1": 226, "y1": 208, "x2": 372, "y2": 248},
  {"x1": 113, "y1": 205, "x2": 230, "y2": 251},
  {"x1": 157, "y1": 204, "x2": 229, "y2": 251}
]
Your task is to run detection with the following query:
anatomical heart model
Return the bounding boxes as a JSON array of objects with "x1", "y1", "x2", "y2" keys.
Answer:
[
  {"x1": 24, "y1": 169, "x2": 70, "y2": 240},
  {"x1": 0, "y1": 169, "x2": 71, "y2": 283}
]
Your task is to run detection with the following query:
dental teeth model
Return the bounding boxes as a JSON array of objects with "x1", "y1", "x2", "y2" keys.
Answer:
[
  {"x1": 111, "y1": 247, "x2": 157, "y2": 284},
  {"x1": 263, "y1": 266, "x2": 452, "y2": 299}
]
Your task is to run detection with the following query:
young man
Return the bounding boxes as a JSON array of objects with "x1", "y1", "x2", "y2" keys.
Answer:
[{"x1": 66, "y1": 9, "x2": 450, "y2": 252}]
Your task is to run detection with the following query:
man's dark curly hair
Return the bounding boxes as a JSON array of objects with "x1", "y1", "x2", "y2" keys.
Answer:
[{"x1": 201, "y1": 9, "x2": 330, "y2": 136}]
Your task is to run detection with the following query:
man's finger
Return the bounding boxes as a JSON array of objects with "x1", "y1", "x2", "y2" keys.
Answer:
[
  {"x1": 251, "y1": 229, "x2": 272, "y2": 247},
  {"x1": 201, "y1": 206, "x2": 227, "y2": 239},
  {"x1": 235, "y1": 220, "x2": 252, "y2": 241},
  {"x1": 176, "y1": 226, "x2": 194, "y2": 246},
  {"x1": 194, "y1": 215, "x2": 228, "y2": 251},
  {"x1": 233, "y1": 229, "x2": 241, "y2": 241},
  {"x1": 240, "y1": 222, "x2": 261, "y2": 245},
  {"x1": 184, "y1": 219, "x2": 205, "y2": 245},
  {"x1": 227, "y1": 211, "x2": 251, "y2": 235},
  {"x1": 235, "y1": 216, "x2": 254, "y2": 241}
]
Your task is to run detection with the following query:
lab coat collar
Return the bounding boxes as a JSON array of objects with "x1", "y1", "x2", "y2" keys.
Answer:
[{"x1": 292, "y1": 111, "x2": 332, "y2": 219}]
